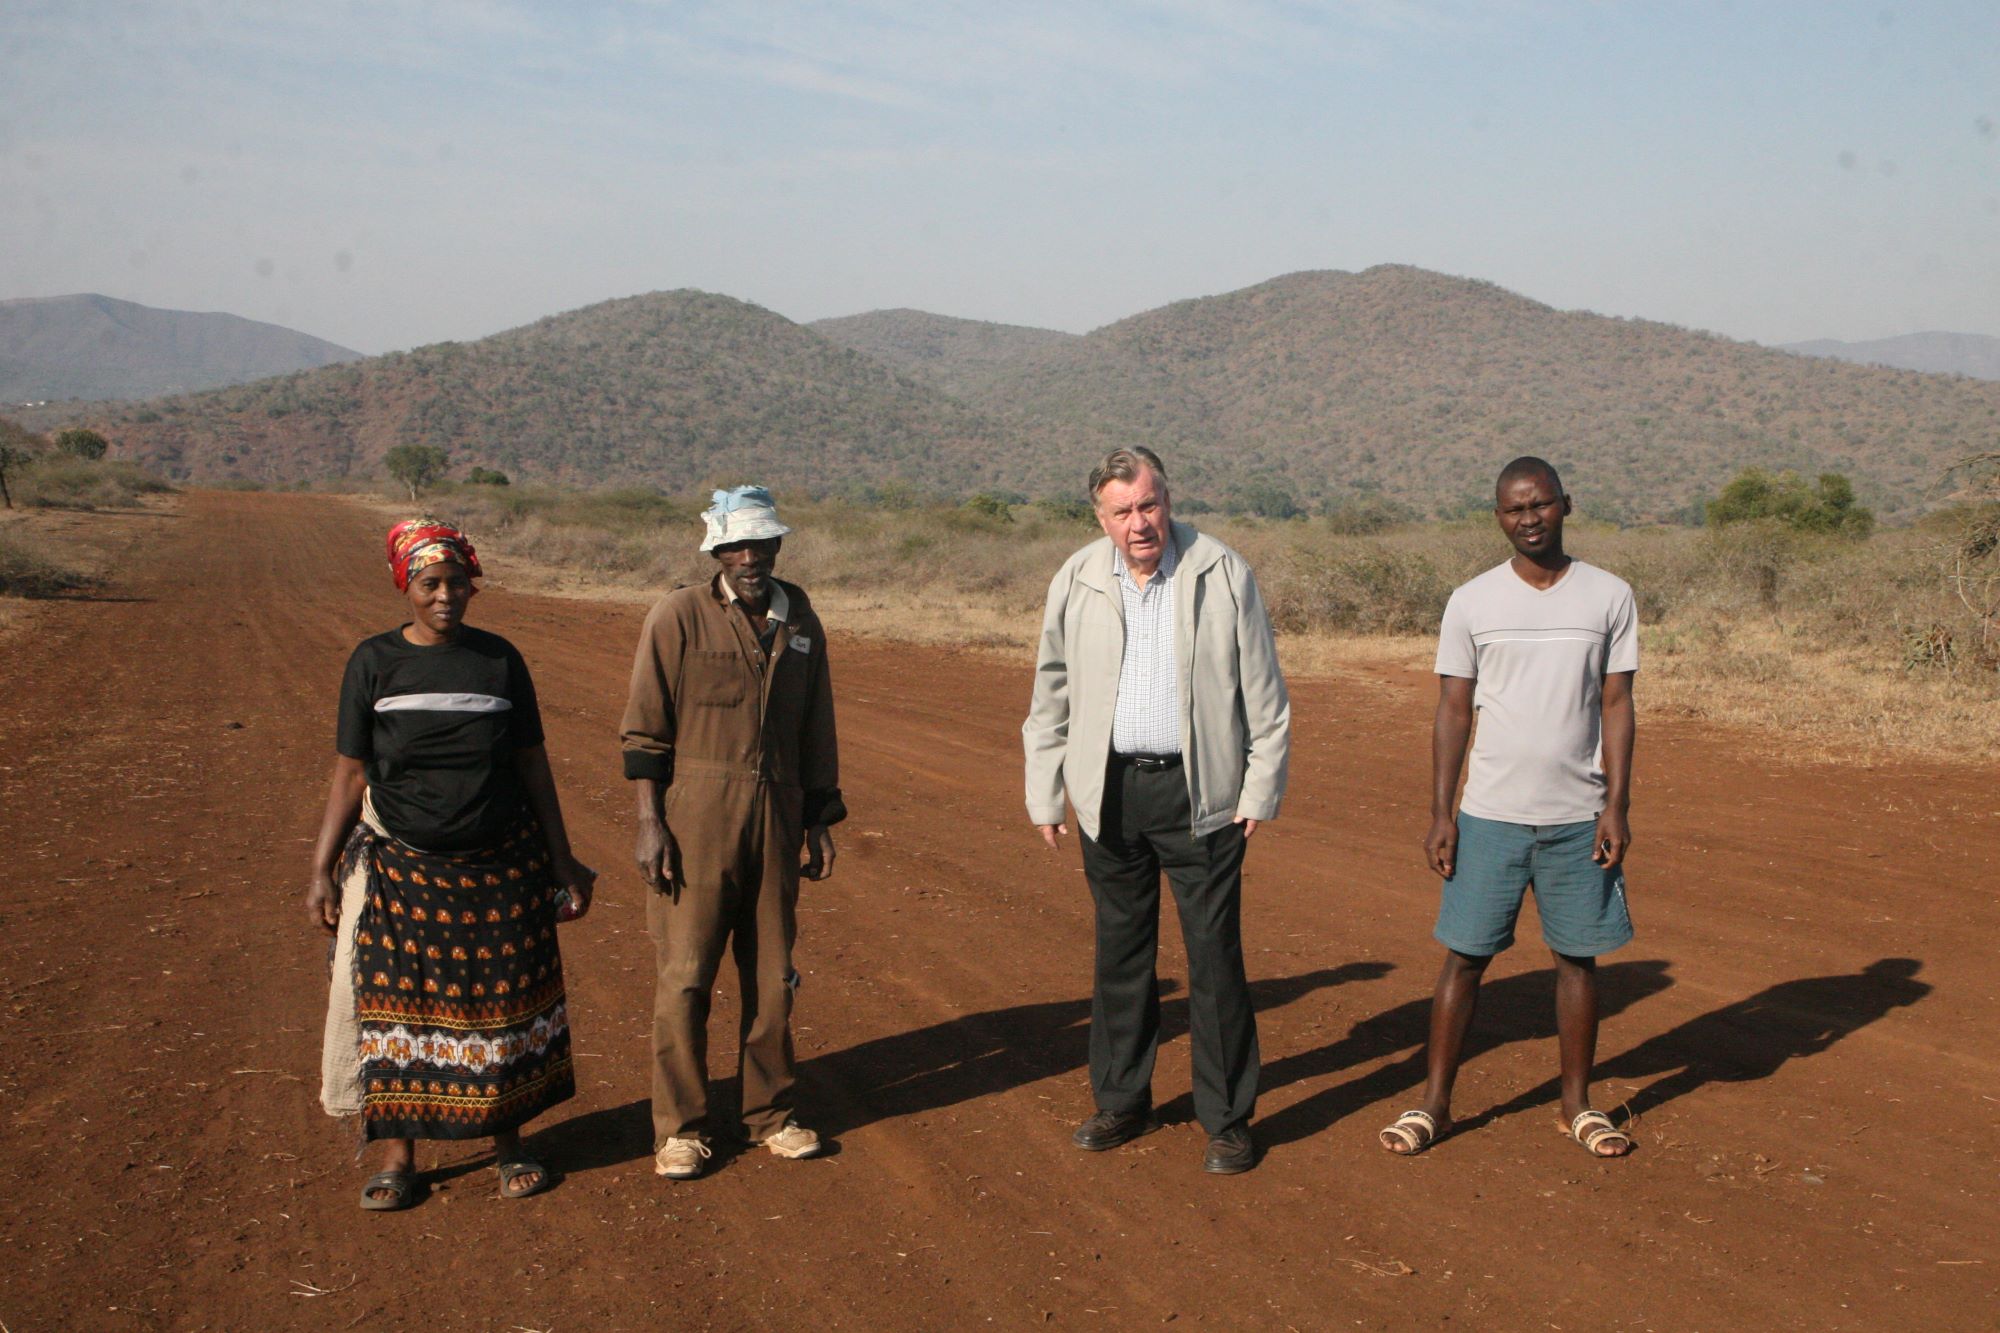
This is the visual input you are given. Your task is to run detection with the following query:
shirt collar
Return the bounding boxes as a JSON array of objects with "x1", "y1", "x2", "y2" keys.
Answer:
[
  {"x1": 1113, "y1": 530, "x2": 1178, "y2": 589},
  {"x1": 716, "y1": 572, "x2": 790, "y2": 626}
]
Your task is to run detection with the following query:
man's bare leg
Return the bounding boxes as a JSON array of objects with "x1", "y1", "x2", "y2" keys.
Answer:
[
  {"x1": 1553, "y1": 950, "x2": 1631, "y2": 1155},
  {"x1": 1383, "y1": 948, "x2": 1490, "y2": 1151}
]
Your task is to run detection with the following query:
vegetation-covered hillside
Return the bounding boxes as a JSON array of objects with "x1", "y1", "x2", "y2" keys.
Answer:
[
  {"x1": 35, "y1": 268, "x2": 2000, "y2": 520},
  {"x1": 946, "y1": 266, "x2": 2000, "y2": 522},
  {"x1": 811, "y1": 309, "x2": 1076, "y2": 398},
  {"x1": 56, "y1": 291, "x2": 1022, "y2": 493}
]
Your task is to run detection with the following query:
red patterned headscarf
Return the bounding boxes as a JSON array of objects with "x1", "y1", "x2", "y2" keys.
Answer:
[{"x1": 386, "y1": 517, "x2": 482, "y2": 591}]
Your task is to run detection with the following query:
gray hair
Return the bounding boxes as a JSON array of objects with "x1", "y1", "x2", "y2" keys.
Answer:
[{"x1": 1089, "y1": 447, "x2": 1169, "y2": 503}]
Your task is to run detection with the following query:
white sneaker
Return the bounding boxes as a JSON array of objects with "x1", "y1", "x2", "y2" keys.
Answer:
[
  {"x1": 654, "y1": 1137, "x2": 712, "y2": 1180},
  {"x1": 756, "y1": 1121, "x2": 823, "y2": 1159}
]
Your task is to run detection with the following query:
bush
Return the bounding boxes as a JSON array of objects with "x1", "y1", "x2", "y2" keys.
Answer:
[
  {"x1": 1034, "y1": 497, "x2": 1095, "y2": 526},
  {"x1": 962, "y1": 493, "x2": 1015, "y2": 524},
  {"x1": 1320, "y1": 496, "x2": 1417, "y2": 535},
  {"x1": 467, "y1": 466, "x2": 511, "y2": 486},
  {"x1": 0, "y1": 531, "x2": 98, "y2": 597},
  {"x1": 1706, "y1": 468, "x2": 1874, "y2": 538},
  {"x1": 12, "y1": 456, "x2": 173, "y2": 510},
  {"x1": 54, "y1": 427, "x2": 110, "y2": 461}
]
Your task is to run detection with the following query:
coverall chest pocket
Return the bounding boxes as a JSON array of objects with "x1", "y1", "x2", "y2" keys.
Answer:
[{"x1": 683, "y1": 650, "x2": 747, "y2": 707}]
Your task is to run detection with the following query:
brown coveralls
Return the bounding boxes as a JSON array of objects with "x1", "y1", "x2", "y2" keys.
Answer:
[{"x1": 621, "y1": 575, "x2": 843, "y2": 1146}]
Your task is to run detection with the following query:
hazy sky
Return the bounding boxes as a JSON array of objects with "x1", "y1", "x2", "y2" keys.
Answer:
[{"x1": 4, "y1": 1, "x2": 1996, "y2": 354}]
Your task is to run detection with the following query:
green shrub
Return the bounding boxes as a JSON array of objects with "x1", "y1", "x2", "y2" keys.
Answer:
[
  {"x1": 54, "y1": 427, "x2": 110, "y2": 461},
  {"x1": 962, "y1": 493, "x2": 1016, "y2": 524},
  {"x1": 1706, "y1": 468, "x2": 1874, "y2": 538}
]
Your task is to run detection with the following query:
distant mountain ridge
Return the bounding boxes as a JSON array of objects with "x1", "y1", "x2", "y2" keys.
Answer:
[
  {"x1": 34, "y1": 268, "x2": 2000, "y2": 522},
  {"x1": 32, "y1": 290, "x2": 1019, "y2": 493},
  {"x1": 0, "y1": 294, "x2": 362, "y2": 401},
  {"x1": 811, "y1": 310, "x2": 1076, "y2": 397},
  {"x1": 1781, "y1": 332, "x2": 2000, "y2": 382},
  {"x1": 894, "y1": 266, "x2": 2000, "y2": 521}
]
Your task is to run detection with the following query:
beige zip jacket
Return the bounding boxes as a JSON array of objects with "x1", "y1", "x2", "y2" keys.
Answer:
[{"x1": 1023, "y1": 520, "x2": 1289, "y2": 841}]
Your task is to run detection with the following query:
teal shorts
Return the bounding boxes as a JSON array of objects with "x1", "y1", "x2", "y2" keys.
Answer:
[{"x1": 1434, "y1": 812, "x2": 1634, "y2": 959}]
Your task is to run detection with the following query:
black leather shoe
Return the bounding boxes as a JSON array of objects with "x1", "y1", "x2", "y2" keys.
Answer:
[
  {"x1": 1202, "y1": 1125, "x2": 1256, "y2": 1175},
  {"x1": 1072, "y1": 1108, "x2": 1159, "y2": 1151}
]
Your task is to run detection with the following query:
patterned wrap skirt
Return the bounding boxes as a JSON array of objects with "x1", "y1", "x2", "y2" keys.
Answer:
[{"x1": 340, "y1": 814, "x2": 575, "y2": 1140}]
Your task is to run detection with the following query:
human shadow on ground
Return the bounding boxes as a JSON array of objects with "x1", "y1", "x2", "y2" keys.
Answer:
[
  {"x1": 1473, "y1": 957, "x2": 1932, "y2": 1130},
  {"x1": 528, "y1": 1097, "x2": 654, "y2": 1176},
  {"x1": 805, "y1": 961, "x2": 1395, "y2": 1137},
  {"x1": 1251, "y1": 958, "x2": 1676, "y2": 1149}
]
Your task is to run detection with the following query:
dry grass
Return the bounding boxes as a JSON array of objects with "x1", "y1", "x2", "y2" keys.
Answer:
[
  {"x1": 9, "y1": 456, "x2": 175, "y2": 510},
  {"x1": 358, "y1": 484, "x2": 2000, "y2": 765},
  {"x1": 0, "y1": 529, "x2": 98, "y2": 599}
]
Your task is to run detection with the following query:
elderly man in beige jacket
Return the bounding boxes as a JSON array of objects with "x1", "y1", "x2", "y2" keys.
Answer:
[{"x1": 1023, "y1": 446, "x2": 1290, "y2": 1174}]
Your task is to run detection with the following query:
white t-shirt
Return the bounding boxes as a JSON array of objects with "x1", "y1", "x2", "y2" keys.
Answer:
[{"x1": 1435, "y1": 559, "x2": 1639, "y2": 825}]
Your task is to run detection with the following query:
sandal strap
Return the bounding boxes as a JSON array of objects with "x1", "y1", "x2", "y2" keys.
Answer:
[
  {"x1": 1569, "y1": 1110, "x2": 1631, "y2": 1153},
  {"x1": 1395, "y1": 1109, "x2": 1439, "y2": 1135},
  {"x1": 359, "y1": 1169, "x2": 416, "y2": 1210},
  {"x1": 1380, "y1": 1109, "x2": 1440, "y2": 1152}
]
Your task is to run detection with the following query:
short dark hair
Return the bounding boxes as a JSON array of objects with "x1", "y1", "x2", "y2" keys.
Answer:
[
  {"x1": 1089, "y1": 447, "x2": 1168, "y2": 503},
  {"x1": 1495, "y1": 455, "x2": 1564, "y2": 501}
]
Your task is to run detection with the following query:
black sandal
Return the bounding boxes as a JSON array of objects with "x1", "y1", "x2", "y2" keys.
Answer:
[
  {"x1": 358, "y1": 1168, "x2": 419, "y2": 1211},
  {"x1": 497, "y1": 1158, "x2": 553, "y2": 1199}
]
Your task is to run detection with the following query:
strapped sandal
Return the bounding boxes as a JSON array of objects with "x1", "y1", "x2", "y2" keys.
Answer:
[
  {"x1": 358, "y1": 1168, "x2": 419, "y2": 1211},
  {"x1": 497, "y1": 1158, "x2": 553, "y2": 1199},
  {"x1": 1378, "y1": 1109, "x2": 1445, "y2": 1156},
  {"x1": 1565, "y1": 1109, "x2": 1634, "y2": 1158}
]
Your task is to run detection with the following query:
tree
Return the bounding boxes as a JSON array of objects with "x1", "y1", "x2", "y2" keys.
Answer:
[
  {"x1": 1705, "y1": 467, "x2": 1873, "y2": 538},
  {"x1": 384, "y1": 444, "x2": 450, "y2": 501},
  {"x1": 54, "y1": 427, "x2": 109, "y2": 461},
  {"x1": 467, "y1": 466, "x2": 511, "y2": 486},
  {"x1": 0, "y1": 418, "x2": 44, "y2": 509}
]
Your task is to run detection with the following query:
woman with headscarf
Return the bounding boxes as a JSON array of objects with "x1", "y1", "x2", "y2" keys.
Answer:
[{"x1": 305, "y1": 517, "x2": 594, "y2": 1210}]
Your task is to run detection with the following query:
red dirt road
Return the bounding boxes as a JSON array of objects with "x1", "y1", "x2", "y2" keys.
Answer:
[{"x1": 1, "y1": 492, "x2": 1995, "y2": 1331}]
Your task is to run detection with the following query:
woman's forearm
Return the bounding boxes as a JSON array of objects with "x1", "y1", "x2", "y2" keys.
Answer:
[
  {"x1": 515, "y1": 745, "x2": 576, "y2": 861},
  {"x1": 312, "y1": 756, "x2": 368, "y2": 876}
]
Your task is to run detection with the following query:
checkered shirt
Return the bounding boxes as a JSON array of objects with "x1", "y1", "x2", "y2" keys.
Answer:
[{"x1": 1110, "y1": 534, "x2": 1181, "y2": 756}]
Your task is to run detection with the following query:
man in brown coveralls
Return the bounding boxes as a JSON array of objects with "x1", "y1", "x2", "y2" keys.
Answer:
[{"x1": 621, "y1": 486, "x2": 844, "y2": 1181}]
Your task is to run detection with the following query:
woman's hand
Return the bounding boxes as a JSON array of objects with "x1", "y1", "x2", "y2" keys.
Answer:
[
  {"x1": 305, "y1": 870, "x2": 341, "y2": 935},
  {"x1": 553, "y1": 853, "x2": 597, "y2": 923}
]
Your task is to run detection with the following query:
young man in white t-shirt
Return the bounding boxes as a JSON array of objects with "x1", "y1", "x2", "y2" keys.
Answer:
[{"x1": 1379, "y1": 457, "x2": 1639, "y2": 1160}]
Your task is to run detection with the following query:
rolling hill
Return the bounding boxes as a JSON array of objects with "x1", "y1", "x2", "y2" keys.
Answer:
[
  {"x1": 922, "y1": 267, "x2": 2000, "y2": 521},
  {"x1": 46, "y1": 290, "x2": 1022, "y2": 493},
  {"x1": 810, "y1": 310, "x2": 1076, "y2": 397},
  {"x1": 0, "y1": 294, "x2": 361, "y2": 402},
  {"x1": 1782, "y1": 332, "x2": 2000, "y2": 382},
  {"x1": 36, "y1": 268, "x2": 2000, "y2": 521}
]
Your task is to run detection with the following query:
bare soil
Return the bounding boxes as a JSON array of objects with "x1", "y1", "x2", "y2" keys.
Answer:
[{"x1": 1, "y1": 491, "x2": 1994, "y2": 1331}]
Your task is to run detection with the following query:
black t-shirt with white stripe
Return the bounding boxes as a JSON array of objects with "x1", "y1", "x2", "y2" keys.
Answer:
[{"x1": 336, "y1": 626, "x2": 546, "y2": 852}]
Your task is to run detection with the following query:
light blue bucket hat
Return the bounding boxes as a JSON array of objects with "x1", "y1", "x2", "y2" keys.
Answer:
[{"x1": 700, "y1": 485, "x2": 792, "y2": 552}]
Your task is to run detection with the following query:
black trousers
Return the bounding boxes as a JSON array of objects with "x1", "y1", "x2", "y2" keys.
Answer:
[{"x1": 1079, "y1": 756, "x2": 1259, "y2": 1135}]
